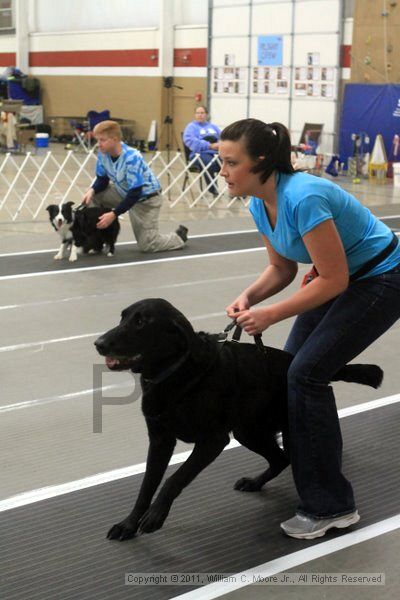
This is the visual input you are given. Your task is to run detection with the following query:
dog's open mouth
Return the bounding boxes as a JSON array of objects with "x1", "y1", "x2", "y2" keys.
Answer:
[{"x1": 105, "y1": 354, "x2": 142, "y2": 371}]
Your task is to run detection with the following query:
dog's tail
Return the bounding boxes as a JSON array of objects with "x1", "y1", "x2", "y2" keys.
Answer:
[{"x1": 332, "y1": 364, "x2": 383, "y2": 389}]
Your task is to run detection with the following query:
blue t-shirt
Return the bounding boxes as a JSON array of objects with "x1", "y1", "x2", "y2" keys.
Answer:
[
  {"x1": 183, "y1": 120, "x2": 221, "y2": 157},
  {"x1": 249, "y1": 172, "x2": 400, "y2": 278},
  {"x1": 95, "y1": 142, "x2": 160, "y2": 199}
]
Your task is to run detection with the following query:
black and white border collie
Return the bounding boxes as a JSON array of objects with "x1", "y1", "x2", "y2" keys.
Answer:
[
  {"x1": 46, "y1": 202, "x2": 77, "y2": 261},
  {"x1": 46, "y1": 202, "x2": 120, "y2": 262}
]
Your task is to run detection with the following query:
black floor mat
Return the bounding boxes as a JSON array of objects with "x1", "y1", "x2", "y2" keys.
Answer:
[
  {"x1": 0, "y1": 231, "x2": 262, "y2": 278},
  {"x1": 2, "y1": 403, "x2": 399, "y2": 599}
]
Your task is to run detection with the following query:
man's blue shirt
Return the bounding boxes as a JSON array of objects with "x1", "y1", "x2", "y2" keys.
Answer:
[{"x1": 95, "y1": 142, "x2": 160, "y2": 199}]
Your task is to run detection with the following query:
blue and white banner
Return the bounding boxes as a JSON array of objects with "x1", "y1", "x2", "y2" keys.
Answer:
[{"x1": 339, "y1": 84, "x2": 400, "y2": 162}]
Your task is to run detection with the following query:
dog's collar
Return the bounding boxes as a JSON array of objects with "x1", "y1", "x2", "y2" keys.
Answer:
[{"x1": 143, "y1": 350, "x2": 191, "y2": 385}]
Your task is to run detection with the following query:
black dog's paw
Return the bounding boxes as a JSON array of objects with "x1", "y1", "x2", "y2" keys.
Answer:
[
  {"x1": 234, "y1": 477, "x2": 263, "y2": 492},
  {"x1": 107, "y1": 520, "x2": 137, "y2": 541},
  {"x1": 138, "y1": 503, "x2": 170, "y2": 534}
]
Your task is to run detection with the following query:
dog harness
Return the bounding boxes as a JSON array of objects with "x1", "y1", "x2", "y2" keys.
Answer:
[{"x1": 218, "y1": 319, "x2": 268, "y2": 356}]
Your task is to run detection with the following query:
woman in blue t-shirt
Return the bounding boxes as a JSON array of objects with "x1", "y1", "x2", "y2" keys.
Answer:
[
  {"x1": 219, "y1": 118, "x2": 400, "y2": 540},
  {"x1": 183, "y1": 106, "x2": 221, "y2": 196}
]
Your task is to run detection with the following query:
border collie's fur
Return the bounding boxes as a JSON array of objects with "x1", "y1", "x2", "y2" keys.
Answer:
[
  {"x1": 46, "y1": 202, "x2": 76, "y2": 261},
  {"x1": 46, "y1": 202, "x2": 120, "y2": 262}
]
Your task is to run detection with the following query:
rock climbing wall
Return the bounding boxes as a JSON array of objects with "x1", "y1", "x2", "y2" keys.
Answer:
[{"x1": 351, "y1": 0, "x2": 400, "y2": 83}]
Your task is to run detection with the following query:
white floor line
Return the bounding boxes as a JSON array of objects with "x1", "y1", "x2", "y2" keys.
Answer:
[
  {"x1": 0, "y1": 310, "x2": 229, "y2": 354},
  {"x1": 0, "y1": 272, "x2": 262, "y2": 312},
  {"x1": 1, "y1": 392, "x2": 399, "y2": 513},
  {"x1": 0, "y1": 229, "x2": 257, "y2": 258},
  {"x1": 0, "y1": 332, "x2": 101, "y2": 353},
  {"x1": 0, "y1": 312, "x2": 297, "y2": 358},
  {"x1": 380, "y1": 214, "x2": 400, "y2": 220},
  {"x1": 0, "y1": 382, "x2": 134, "y2": 414},
  {"x1": 338, "y1": 393, "x2": 400, "y2": 417},
  {"x1": 0, "y1": 247, "x2": 264, "y2": 281},
  {"x1": 2, "y1": 233, "x2": 399, "y2": 283},
  {"x1": 0, "y1": 440, "x2": 238, "y2": 513},
  {"x1": 170, "y1": 515, "x2": 400, "y2": 600},
  {"x1": 1, "y1": 213, "x2": 399, "y2": 260}
]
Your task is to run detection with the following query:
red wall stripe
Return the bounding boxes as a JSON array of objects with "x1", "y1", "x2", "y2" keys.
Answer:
[
  {"x1": 0, "y1": 53, "x2": 16, "y2": 67},
  {"x1": 1, "y1": 48, "x2": 207, "y2": 69},
  {"x1": 174, "y1": 48, "x2": 207, "y2": 67},
  {"x1": 341, "y1": 45, "x2": 351, "y2": 68},
  {"x1": 29, "y1": 49, "x2": 159, "y2": 67}
]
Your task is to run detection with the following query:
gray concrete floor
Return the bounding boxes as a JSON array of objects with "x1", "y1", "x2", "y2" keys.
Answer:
[{"x1": 1, "y1": 171, "x2": 399, "y2": 599}]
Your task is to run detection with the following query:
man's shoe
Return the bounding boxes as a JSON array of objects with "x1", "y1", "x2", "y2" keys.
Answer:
[
  {"x1": 280, "y1": 510, "x2": 360, "y2": 540},
  {"x1": 176, "y1": 225, "x2": 188, "y2": 243}
]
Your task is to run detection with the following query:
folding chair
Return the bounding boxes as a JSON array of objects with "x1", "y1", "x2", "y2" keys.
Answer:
[
  {"x1": 294, "y1": 122, "x2": 323, "y2": 155},
  {"x1": 291, "y1": 123, "x2": 324, "y2": 173},
  {"x1": 70, "y1": 109, "x2": 110, "y2": 152},
  {"x1": 181, "y1": 135, "x2": 203, "y2": 192}
]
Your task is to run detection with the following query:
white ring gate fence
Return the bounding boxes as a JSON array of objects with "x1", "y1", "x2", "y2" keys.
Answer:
[{"x1": 0, "y1": 149, "x2": 249, "y2": 222}]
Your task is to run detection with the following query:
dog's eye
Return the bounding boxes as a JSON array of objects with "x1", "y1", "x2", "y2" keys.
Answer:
[{"x1": 134, "y1": 312, "x2": 145, "y2": 328}]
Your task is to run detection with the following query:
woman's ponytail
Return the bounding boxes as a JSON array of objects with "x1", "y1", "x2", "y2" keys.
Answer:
[{"x1": 221, "y1": 118, "x2": 295, "y2": 183}]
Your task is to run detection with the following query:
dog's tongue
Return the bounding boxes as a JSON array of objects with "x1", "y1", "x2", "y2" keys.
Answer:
[{"x1": 105, "y1": 356, "x2": 120, "y2": 369}]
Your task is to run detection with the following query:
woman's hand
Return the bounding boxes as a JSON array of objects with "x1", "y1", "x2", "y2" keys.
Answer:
[
  {"x1": 235, "y1": 307, "x2": 276, "y2": 336},
  {"x1": 226, "y1": 293, "x2": 251, "y2": 318}
]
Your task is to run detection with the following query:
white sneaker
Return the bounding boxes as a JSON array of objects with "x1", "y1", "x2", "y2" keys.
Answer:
[{"x1": 280, "y1": 510, "x2": 360, "y2": 539}]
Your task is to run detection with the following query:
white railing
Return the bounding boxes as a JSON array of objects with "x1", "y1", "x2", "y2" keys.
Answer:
[{"x1": 0, "y1": 149, "x2": 249, "y2": 222}]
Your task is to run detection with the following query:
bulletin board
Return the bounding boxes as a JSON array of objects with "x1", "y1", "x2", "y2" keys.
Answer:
[{"x1": 209, "y1": 0, "x2": 342, "y2": 154}]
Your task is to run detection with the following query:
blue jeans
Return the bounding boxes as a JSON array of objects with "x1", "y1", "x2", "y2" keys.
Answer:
[
  {"x1": 284, "y1": 263, "x2": 400, "y2": 518},
  {"x1": 194, "y1": 152, "x2": 220, "y2": 194}
]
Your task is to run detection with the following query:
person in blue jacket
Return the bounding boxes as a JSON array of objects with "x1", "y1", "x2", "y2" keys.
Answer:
[
  {"x1": 220, "y1": 118, "x2": 400, "y2": 540},
  {"x1": 82, "y1": 120, "x2": 187, "y2": 252},
  {"x1": 183, "y1": 106, "x2": 221, "y2": 196}
]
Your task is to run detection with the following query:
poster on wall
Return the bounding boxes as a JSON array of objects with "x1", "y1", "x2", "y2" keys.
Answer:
[
  {"x1": 295, "y1": 83, "x2": 307, "y2": 96},
  {"x1": 252, "y1": 66, "x2": 289, "y2": 96},
  {"x1": 257, "y1": 35, "x2": 283, "y2": 66},
  {"x1": 224, "y1": 54, "x2": 235, "y2": 66},
  {"x1": 307, "y1": 52, "x2": 320, "y2": 66},
  {"x1": 321, "y1": 84, "x2": 334, "y2": 98},
  {"x1": 293, "y1": 54, "x2": 337, "y2": 99},
  {"x1": 321, "y1": 67, "x2": 334, "y2": 81},
  {"x1": 212, "y1": 60, "x2": 247, "y2": 95}
]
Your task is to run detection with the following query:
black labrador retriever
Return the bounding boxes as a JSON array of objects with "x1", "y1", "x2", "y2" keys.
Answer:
[{"x1": 94, "y1": 298, "x2": 383, "y2": 541}]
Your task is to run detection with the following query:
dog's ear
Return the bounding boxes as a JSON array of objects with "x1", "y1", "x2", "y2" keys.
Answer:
[
  {"x1": 46, "y1": 204, "x2": 56, "y2": 212},
  {"x1": 65, "y1": 201, "x2": 74, "y2": 207},
  {"x1": 172, "y1": 316, "x2": 204, "y2": 361}
]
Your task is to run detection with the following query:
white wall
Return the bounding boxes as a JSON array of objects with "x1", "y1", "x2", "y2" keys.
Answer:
[
  {"x1": 209, "y1": 0, "x2": 343, "y2": 153},
  {"x1": 29, "y1": 29, "x2": 159, "y2": 52},
  {"x1": 22, "y1": 0, "x2": 208, "y2": 79},
  {"x1": 0, "y1": 35, "x2": 15, "y2": 51},
  {"x1": 31, "y1": 0, "x2": 161, "y2": 31},
  {"x1": 30, "y1": 0, "x2": 208, "y2": 32},
  {"x1": 173, "y1": 0, "x2": 208, "y2": 25}
]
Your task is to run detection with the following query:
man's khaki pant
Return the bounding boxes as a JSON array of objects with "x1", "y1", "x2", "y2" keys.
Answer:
[{"x1": 93, "y1": 186, "x2": 184, "y2": 253}]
